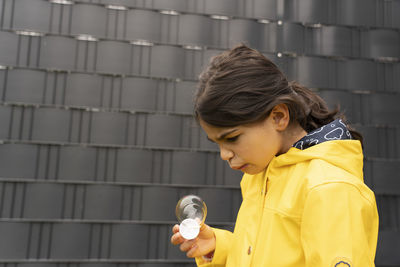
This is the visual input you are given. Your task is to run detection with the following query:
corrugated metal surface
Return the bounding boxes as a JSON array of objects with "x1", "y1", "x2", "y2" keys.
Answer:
[{"x1": 0, "y1": 0, "x2": 398, "y2": 266}]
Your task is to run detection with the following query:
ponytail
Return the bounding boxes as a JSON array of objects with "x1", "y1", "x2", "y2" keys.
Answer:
[
  {"x1": 290, "y1": 82, "x2": 363, "y2": 145},
  {"x1": 289, "y1": 82, "x2": 337, "y2": 132}
]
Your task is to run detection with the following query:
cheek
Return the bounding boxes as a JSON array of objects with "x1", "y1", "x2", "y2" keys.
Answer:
[{"x1": 251, "y1": 142, "x2": 277, "y2": 163}]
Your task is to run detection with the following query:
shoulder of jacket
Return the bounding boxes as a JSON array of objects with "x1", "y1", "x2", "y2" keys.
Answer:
[
  {"x1": 297, "y1": 159, "x2": 374, "y2": 202},
  {"x1": 307, "y1": 180, "x2": 376, "y2": 208},
  {"x1": 303, "y1": 158, "x2": 359, "y2": 185}
]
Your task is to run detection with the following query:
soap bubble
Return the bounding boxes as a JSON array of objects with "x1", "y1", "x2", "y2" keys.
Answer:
[{"x1": 175, "y1": 195, "x2": 207, "y2": 240}]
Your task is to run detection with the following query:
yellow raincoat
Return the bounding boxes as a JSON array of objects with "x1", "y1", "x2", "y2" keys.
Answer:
[{"x1": 196, "y1": 140, "x2": 379, "y2": 266}]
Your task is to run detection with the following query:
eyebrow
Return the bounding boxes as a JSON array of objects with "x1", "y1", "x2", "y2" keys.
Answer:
[{"x1": 207, "y1": 129, "x2": 238, "y2": 142}]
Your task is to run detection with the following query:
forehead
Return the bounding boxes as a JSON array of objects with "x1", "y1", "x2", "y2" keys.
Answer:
[
  {"x1": 199, "y1": 120, "x2": 243, "y2": 141},
  {"x1": 199, "y1": 120, "x2": 234, "y2": 135}
]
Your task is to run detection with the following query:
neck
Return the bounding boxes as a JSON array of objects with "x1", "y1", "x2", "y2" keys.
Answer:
[{"x1": 278, "y1": 124, "x2": 307, "y2": 155}]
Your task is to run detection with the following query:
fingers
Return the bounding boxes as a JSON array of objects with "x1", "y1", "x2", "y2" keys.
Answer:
[
  {"x1": 171, "y1": 233, "x2": 184, "y2": 245},
  {"x1": 170, "y1": 224, "x2": 201, "y2": 258},
  {"x1": 180, "y1": 239, "x2": 199, "y2": 258},
  {"x1": 180, "y1": 238, "x2": 196, "y2": 251},
  {"x1": 183, "y1": 243, "x2": 201, "y2": 258},
  {"x1": 171, "y1": 225, "x2": 184, "y2": 245}
]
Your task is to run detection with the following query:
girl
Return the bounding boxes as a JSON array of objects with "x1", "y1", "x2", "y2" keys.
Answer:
[{"x1": 171, "y1": 44, "x2": 379, "y2": 266}]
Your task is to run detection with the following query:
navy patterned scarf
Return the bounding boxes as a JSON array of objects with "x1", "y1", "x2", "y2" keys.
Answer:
[{"x1": 293, "y1": 119, "x2": 353, "y2": 150}]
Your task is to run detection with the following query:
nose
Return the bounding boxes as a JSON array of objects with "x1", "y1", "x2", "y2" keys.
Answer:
[{"x1": 219, "y1": 146, "x2": 234, "y2": 161}]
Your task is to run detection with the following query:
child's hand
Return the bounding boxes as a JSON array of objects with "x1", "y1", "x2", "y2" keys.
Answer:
[{"x1": 170, "y1": 223, "x2": 216, "y2": 258}]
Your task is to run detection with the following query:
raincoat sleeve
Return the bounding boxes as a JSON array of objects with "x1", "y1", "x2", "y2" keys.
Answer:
[
  {"x1": 300, "y1": 182, "x2": 379, "y2": 267},
  {"x1": 195, "y1": 227, "x2": 233, "y2": 266}
]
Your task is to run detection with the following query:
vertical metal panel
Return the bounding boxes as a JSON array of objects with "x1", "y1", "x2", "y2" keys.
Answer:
[
  {"x1": 320, "y1": 26, "x2": 354, "y2": 57},
  {"x1": 105, "y1": 6, "x2": 127, "y2": 40},
  {"x1": 39, "y1": 36, "x2": 76, "y2": 70},
  {"x1": 182, "y1": 48, "x2": 203, "y2": 80},
  {"x1": 281, "y1": 22, "x2": 304, "y2": 54},
  {"x1": 178, "y1": 14, "x2": 213, "y2": 47},
  {"x1": 376, "y1": 231, "x2": 400, "y2": 266},
  {"x1": 57, "y1": 146, "x2": 97, "y2": 181},
  {"x1": 23, "y1": 183, "x2": 64, "y2": 219},
  {"x1": 152, "y1": 0, "x2": 188, "y2": 13},
  {"x1": 204, "y1": 0, "x2": 238, "y2": 16},
  {"x1": 0, "y1": 105, "x2": 11, "y2": 139},
  {"x1": 371, "y1": 161, "x2": 400, "y2": 195},
  {"x1": 259, "y1": 23, "x2": 278, "y2": 53},
  {"x1": 170, "y1": 151, "x2": 207, "y2": 184},
  {"x1": 14, "y1": 34, "x2": 42, "y2": 68},
  {"x1": 84, "y1": 184, "x2": 123, "y2": 220},
  {"x1": 336, "y1": 59, "x2": 377, "y2": 91},
  {"x1": 65, "y1": 73, "x2": 103, "y2": 107},
  {"x1": 126, "y1": 9, "x2": 161, "y2": 43},
  {"x1": 0, "y1": 144, "x2": 37, "y2": 178},
  {"x1": 70, "y1": 4, "x2": 107, "y2": 38},
  {"x1": 31, "y1": 107, "x2": 70, "y2": 142},
  {"x1": 362, "y1": 29, "x2": 400, "y2": 59},
  {"x1": 150, "y1": 45, "x2": 185, "y2": 78},
  {"x1": 130, "y1": 45, "x2": 152, "y2": 76},
  {"x1": 50, "y1": 223, "x2": 91, "y2": 258},
  {"x1": 89, "y1": 111, "x2": 128, "y2": 145},
  {"x1": 296, "y1": 56, "x2": 329, "y2": 89},
  {"x1": 96, "y1": 40, "x2": 131, "y2": 74},
  {"x1": 126, "y1": 113, "x2": 147, "y2": 146},
  {"x1": 0, "y1": 222, "x2": 30, "y2": 258},
  {"x1": 160, "y1": 12, "x2": 179, "y2": 44},
  {"x1": 284, "y1": 0, "x2": 330, "y2": 24},
  {"x1": 229, "y1": 19, "x2": 263, "y2": 50},
  {"x1": 0, "y1": 0, "x2": 15, "y2": 30},
  {"x1": 0, "y1": 31, "x2": 18, "y2": 65},
  {"x1": 109, "y1": 224, "x2": 149, "y2": 259},
  {"x1": 5, "y1": 69, "x2": 46, "y2": 104},
  {"x1": 174, "y1": 81, "x2": 196, "y2": 114},
  {"x1": 145, "y1": 114, "x2": 182, "y2": 148},
  {"x1": 140, "y1": 186, "x2": 177, "y2": 221},
  {"x1": 49, "y1": 1, "x2": 73, "y2": 35},
  {"x1": 74, "y1": 40, "x2": 97, "y2": 72},
  {"x1": 120, "y1": 77, "x2": 157, "y2": 111},
  {"x1": 336, "y1": 0, "x2": 376, "y2": 27},
  {"x1": 115, "y1": 148, "x2": 153, "y2": 183},
  {"x1": 12, "y1": 0, "x2": 51, "y2": 33},
  {"x1": 367, "y1": 94, "x2": 400, "y2": 125},
  {"x1": 42, "y1": 71, "x2": 67, "y2": 105},
  {"x1": 210, "y1": 18, "x2": 229, "y2": 49},
  {"x1": 241, "y1": 0, "x2": 277, "y2": 20},
  {"x1": 26, "y1": 223, "x2": 53, "y2": 259}
]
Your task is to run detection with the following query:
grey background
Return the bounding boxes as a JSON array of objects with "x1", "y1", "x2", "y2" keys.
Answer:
[{"x1": 0, "y1": 0, "x2": 399, "y2": 266}]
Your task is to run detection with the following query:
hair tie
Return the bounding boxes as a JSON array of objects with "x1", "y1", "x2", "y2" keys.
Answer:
[{"x1": 289, "y1": 82, "x2": 298, "y2": 96}]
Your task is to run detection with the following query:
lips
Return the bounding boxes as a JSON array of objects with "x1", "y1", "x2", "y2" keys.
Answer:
[{"x1": 231, "y1": 164, "x2": 248, "y2": 170}]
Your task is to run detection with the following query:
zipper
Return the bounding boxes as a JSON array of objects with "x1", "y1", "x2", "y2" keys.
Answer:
[{"x1": 248, "y1": 167, "x2": 270, "y2": 266}]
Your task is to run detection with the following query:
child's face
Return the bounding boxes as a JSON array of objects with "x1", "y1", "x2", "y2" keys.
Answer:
[{"x1": 200, "y1": 114, "x2": 283, "y2": 175}]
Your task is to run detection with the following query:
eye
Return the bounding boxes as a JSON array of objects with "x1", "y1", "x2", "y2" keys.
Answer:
[{"x1": 226, "y1": 135, "x2": 239, "y2": 142}]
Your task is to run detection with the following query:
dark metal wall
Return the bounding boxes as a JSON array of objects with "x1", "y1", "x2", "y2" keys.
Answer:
[{"x1": 0, "y1": 0, "x2": 398, "y2": 266}]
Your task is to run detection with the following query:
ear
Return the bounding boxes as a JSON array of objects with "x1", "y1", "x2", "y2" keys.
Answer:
[{"x1": 269, "y1": 104, "x2": 290, "y2": 131}]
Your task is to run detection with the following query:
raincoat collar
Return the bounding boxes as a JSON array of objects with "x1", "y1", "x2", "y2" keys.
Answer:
[{"x1": 293, "y1": 118, "x2": 353, "y2": 150}]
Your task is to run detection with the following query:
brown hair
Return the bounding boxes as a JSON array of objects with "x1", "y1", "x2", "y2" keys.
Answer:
[{"x1": 194, "y1": 44, "x2": 362, "y2": 142}]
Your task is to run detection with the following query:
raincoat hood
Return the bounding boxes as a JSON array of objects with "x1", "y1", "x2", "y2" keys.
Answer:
[{"x1": 271, "y1": 140, "x2": 363, "y2": 180}]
